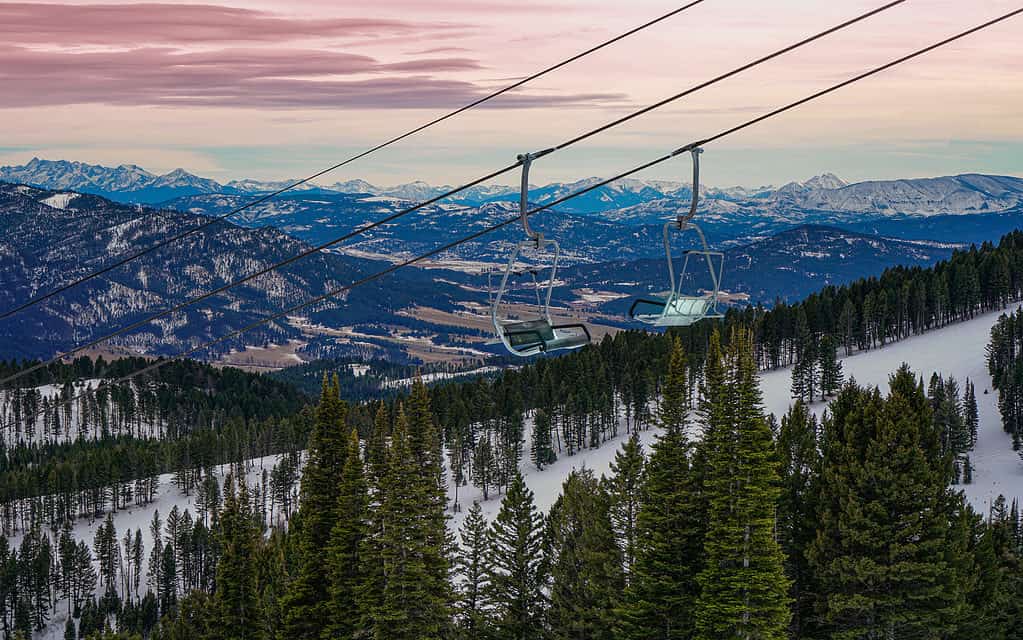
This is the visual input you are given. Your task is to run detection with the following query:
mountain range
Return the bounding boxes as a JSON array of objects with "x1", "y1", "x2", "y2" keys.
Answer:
[
  {"x1": 4, "y1": 158, "x2": 1022, "y2": 217},
  {"x1": 0, "y1": 180, "x2": 986, "y2": 365}
]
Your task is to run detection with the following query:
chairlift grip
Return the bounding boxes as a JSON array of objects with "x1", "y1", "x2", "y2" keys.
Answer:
[{"x1": 677, "y1": 147, "x2": 703, "y2": 228}]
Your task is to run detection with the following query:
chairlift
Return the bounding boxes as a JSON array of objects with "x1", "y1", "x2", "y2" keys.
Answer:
[
  {"x1": 629, "y1": 147, "x2": 725, "y2": 327},
  {"x1": 490, "y1": 152, "x2": 591, "y2": 357}
]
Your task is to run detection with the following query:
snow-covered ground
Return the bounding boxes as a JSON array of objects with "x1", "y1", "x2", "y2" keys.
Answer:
[
  {"x1": 14, "y1": 453, "x2": 295, "y2": 639},
  {"x1": 451, "y1": 304, "x2": 1023, "y2": 530}
]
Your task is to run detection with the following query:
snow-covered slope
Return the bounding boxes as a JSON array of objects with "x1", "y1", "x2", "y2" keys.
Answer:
[{"x1": 453, "y1": 304, "x2": 1023, "y2": 531}]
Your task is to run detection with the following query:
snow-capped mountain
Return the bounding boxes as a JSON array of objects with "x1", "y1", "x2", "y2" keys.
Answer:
[
  {"x1": 226, "y1": 178, "x2": 328, "y2": 194},
  {"x1": 0, "y1": 158, "x2": 229, "y2": 204},
  {"x1": 768, "y1": 173, "x2": 1023, "y2": 215},
  {"x1": 0, "y1": 158, "x2": 157, "y2": 192},
  {"x1": 6, "y1": 157, "x2": 1021, "y2": 219}
]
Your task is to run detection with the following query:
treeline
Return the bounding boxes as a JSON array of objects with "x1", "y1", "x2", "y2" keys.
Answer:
[
  {"x1": 0, "y1": 357, "x2": 307, "y2": 445},
  {"x1": 0, "y1": 415, "x2": 310, "y2": 537},
  {"x1": 107, "y1": 335, "x2": 1022, "y2": 640},
  {"x1": 988, "y1": 307, "x2": 1023, "y2": 450}
]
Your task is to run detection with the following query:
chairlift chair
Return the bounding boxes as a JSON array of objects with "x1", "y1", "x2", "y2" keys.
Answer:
[
  {"x1": 490, "y1": 152, "x2": 591, "y2": 357},
  {"x1": 629, "y1": 147, "x2": 726, "y2": 327}
]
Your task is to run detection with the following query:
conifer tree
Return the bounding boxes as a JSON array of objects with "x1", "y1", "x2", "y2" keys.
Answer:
[
  {"x1": 325, "y1": 429, "x2": 370, "y2": 640},
  {"x1": 472, "y1": 438, "x2": 496, "y2": 501},
  {"x1": 546, "y1": 469, "x2": 623, "y2": 640},
  {"x1": 809, "y1": 366, "x2": 967, "y2": 638},
  {"x1": 608, "y1": 433, "x2": 644, "y2": 580},
  {"x1": 530, "y1": 409, "x2": 556, "y2": 471},
  {"x1": 776, "y1": 401, "x2": 819, "y2": 638},
  {"x1": 214, "y1": 473, "x2": 259, "y2": 639},
  {"x1": 965, "y1": 379, "x2": 980, "y2": 448},
  {"x1": 694, "y1": 327, "x2": 791, "y2": 640},
  {"x1": 280, "y1": 374, "x2": 349, "y2": 639},
  {"x1": 373, "y1": 407, "x2": 451, "y2": 639},
  {"x1": 817, "y1": 334, "x2": 844, "y2": 399},
  {"x1": 367, "y1": 401, "x2": 390, "y2": 484},
  {"x1": 620, "y1": 330, "x2": 708, "y2": 640},
  {"x1": 406, "y1": 377, "x2": 454, "y2": 633},
  {"x1": 659, "y1": 337, "x2": 690, "y2": 433},
  {"x1": 456, "y1": 502, "x2": 491, "y2": 640},
  {"x1": 487, "y1": 472, "x2": 546, "y2": 640}
]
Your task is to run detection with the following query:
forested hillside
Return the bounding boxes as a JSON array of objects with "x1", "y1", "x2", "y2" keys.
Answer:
[{"x1": 4, "y1": 227, "x2": 1023, "y2": 638}]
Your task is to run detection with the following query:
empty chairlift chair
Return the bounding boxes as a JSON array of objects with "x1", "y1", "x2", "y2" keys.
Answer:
[
  {"x1": 629, "y1": 147, "x2": 725, "y2": 327},
  {"x1": 490, "y1": 152, "x2": 591, "y2": 357}
]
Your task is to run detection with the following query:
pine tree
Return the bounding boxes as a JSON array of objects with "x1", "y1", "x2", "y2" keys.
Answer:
[
  {"x1": 214, "y1": 472, "x2": 259, "y2": 640},
  {"x1": 367, "y1": 401, "x2": 390, "y2": 484},
  {"x1": 546, "y1": 468, "x2": 623, "y2": 640},
  {"x1": 965, "y1": 379, "x2": 980, "y2": 448},
  {"x1": 406, "y1": 377, "x2": 454, "y2": 634},
  {"x1": 159, "y1": 543, "x2": 178, "y2": 617},
  {"x1": 809, "y1": 366, "x2": 968, "y2": 638},
  {"x1": 776, "y1": 401, "x2": 820, "y2": 638},
  {"x1": 659, "y1": 337, "x2": 690, "y2": 433},
  {"x1": 694, "y1": 327, "x2": 791, "y2": 640},
  {"x1": 455, "y1": 502, "x2": 491, "y2": 640},
  {"x1": 530, "y1": 409, "x2": 556, "y2": 470},
  {"x1": 817, "y1": 334, "x2": 844, "y2": 399},
  {"x1": 280, "y1": 374, "x2": 349, "y2": 639},
  {"x1": 608, "y1": 433, "x2": 645, "y2": 580},
  {"x1": 372, "y1": 407, "x2": 451, "y2": 639},
  {"x1": 620, "y1": 329, "x2": 711, "y2": 640},
  {"x1": 472, "y1": 437, "x2": 496, "y2": 501},
  {"x1": 325, "y1": 429, "x2": 370, "y2": 640},
  {"x1": 487, "y1": 472, "x2": 546, "y2": 640}
]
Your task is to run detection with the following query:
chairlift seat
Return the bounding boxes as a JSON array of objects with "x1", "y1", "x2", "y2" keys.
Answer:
[
  {"x1": 499, "y1": 319, "x2": 590, "y2": 356},
  {"x1": 630, "y1": 295, "x2": 722, "y2": 327},
  {"x1": 627, "y1": 147, "x2": 726, "y2": 329},
  {"x1": 489, "y1": 151, "x2": 593, "y2": 357}
]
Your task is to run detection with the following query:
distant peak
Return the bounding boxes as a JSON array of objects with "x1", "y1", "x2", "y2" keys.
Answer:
[{"x1": 803, "y1": 173, "x2": 847, "y2": 190}]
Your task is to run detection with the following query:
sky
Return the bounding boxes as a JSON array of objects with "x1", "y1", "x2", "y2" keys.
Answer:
[{"x1": 0, "y1": 0, "x2": 1020, "y2": 188}]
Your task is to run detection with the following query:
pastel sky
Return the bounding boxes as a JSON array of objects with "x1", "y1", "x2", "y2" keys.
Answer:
[{"x1": 0, "y1": 0, "x2": 1020, "y2": 188}]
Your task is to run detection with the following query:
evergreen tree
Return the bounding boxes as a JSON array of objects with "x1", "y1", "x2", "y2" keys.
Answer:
[
  {"x1": 965, "y1": 379, "x2": 980, "y2": 448},
  {"x1": 776, "y1": 401, "x2": 820, "y2": 638},
  {"x1": 472, "y1": 438, "x2": 496, "y2": 501},
  {"x1": 620, "y1": 329, "x2": 709, "y2": 640},
  {"x1": 214, "y1": 473, "x2": 259, "y2": 640},
  {"x1": 280, "y1": 374, "x2": 349, "y2": 639},
  {"x1": 487, "y1": 472, "x2": 546, "y2": 640},
  {"x1": 817, "y1": 334, "x2": 844, "y2": 399},
  {"x1": 659, "y1": 337, "x2": 690, "y2": 433},
  {"x1": 694, "y1": 327, "x2": 791, "y2": 640},
  {"x1": 608, "y1": 433, "x2": 645, "y2": 580},
  {"x1": 159, "y1": 543, "x2": 178, "y2": 617},
  {"x1": 809, "y1": 365, "x2": 968, "y2": 638},
  {"x1": 324, "y1": 429, "x2": 370, "y2": 640},
  {"x1": 455, "y1": 502, "x2": 491, "y2": 640},
  {"x1": 530, "y1": 409, "x2": 556, "y2": 471},
  {"x1": 372, "y1": 407, "x2": 451, "y2": 639},
  {"x1": 546, "y1": 469, "x2": 623, "y2": 640}
]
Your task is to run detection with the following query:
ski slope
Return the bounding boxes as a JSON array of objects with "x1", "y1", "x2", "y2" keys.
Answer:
[
  {"x1": 17, "y1": 304, "x2": 1023, "y2": 639},
  {"x1": 452, "y1": 304, "x2": 1023, "y2": 530}
]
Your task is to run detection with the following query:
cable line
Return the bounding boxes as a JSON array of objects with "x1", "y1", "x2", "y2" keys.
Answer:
[
  {"x1": 0, "y1": 0, "x2": 904, "y2": 389},
  {"x1": 8, "y1": 3, "x2": 1022, "y2": 429},
  {"x1": 0, "y1": 1, "x2": 711, "y2": 322}
]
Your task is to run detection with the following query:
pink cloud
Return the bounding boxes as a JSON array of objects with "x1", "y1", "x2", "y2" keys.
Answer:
[
  {"x1": 0, "y1": 45, "x2": 625, "y2": 109},
  {"x1": 0, "y1": 2, "x2": 460, "y2": 46}
]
